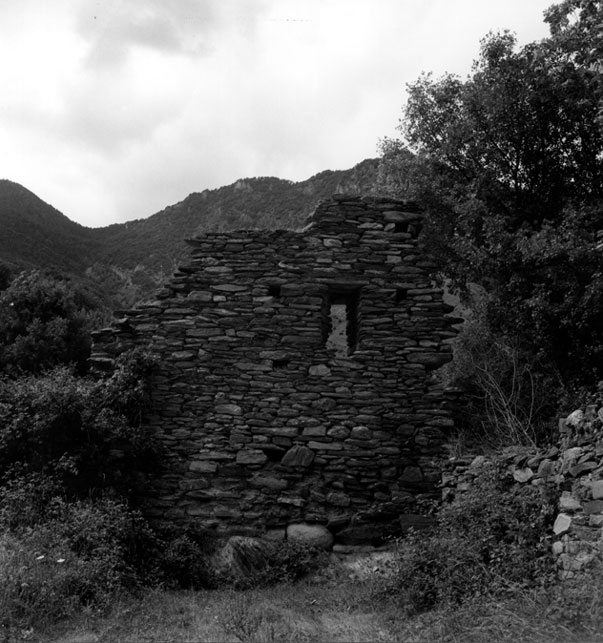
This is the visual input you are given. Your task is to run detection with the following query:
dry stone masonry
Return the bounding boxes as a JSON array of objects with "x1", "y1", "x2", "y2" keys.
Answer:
[
  {"x1": 442, "y1": 406, "x2": 603, "y2": 579},
  {"x1": 91, "y1": 195, "x2": 458, "y2": 543}
]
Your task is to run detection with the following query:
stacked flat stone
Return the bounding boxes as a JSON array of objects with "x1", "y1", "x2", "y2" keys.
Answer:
[
  {"x1": 90, "y1": 195, "x2": 458, "y2": 542},
  {"x1": 442, "y1": 406, "x2": 603, "y2": 579}
]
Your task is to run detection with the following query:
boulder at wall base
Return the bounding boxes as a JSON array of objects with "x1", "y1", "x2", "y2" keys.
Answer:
[
  {"x1": 209, "y1": 536, "x2": 276, "y2": 583},
  {"x1": 286, "y1": 523, "x2": 334, "y2": 549}
]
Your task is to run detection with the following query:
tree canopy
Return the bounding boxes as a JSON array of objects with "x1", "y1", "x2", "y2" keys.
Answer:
[
  {"x1": 379, "y1": 3, "x2": 603, "y2": 384},
  {"x1": 0, "y1": 271, "x2": 98, "y2": 376}
]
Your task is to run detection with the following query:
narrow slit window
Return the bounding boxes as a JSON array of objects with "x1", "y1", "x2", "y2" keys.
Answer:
[
  {"x1": 324, "y1": 288, "x2": 360, "y2": 357},
  {"x1": 393, "y1": 221, "x2": 421, "y2": 238}
]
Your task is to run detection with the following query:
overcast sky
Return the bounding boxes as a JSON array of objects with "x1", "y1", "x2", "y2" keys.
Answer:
[{"x1": 0, "y1": 0, "x2": 553, "y2": 228}]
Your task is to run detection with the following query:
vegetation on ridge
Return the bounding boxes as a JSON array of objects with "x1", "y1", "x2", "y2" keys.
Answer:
[
  {"x1": 379, "y1": 0, "x2": 603, "y2": 443},
  {"x1": 0, "y1": 160, "x2": 380, "y2": 309}
]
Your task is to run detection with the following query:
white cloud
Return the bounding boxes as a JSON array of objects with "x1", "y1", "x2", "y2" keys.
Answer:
[{"x1": 0, "y1": 0, "x2": 553, "y2": 227}]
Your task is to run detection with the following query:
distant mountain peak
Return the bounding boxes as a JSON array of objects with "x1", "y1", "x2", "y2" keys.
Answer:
[{"x1": 0, "y1": 158, "x2": 380, "y2": 308}]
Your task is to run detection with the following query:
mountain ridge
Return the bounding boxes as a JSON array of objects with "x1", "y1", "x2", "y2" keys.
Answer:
[{"x1": 0, "y1": 159, "x2": 380, "y2": 308}]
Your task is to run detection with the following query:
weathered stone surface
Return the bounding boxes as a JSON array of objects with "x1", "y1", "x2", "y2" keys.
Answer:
[
  {"x1": 513, "y1": 467, "x2": 534, "y2": 483},
  {"x1": 259, "y1": 350, "x2": 289, "y2": 360},
  {"x1": 286, "y1": 523, "x2": 333, "y2": 549},
  {"x1": 302, "y1": 425, "x2": 327, "y2": 437},
  {"x1": 350, "y1": 426, "x2": 372, "y2": 440},
  {"x1": 309, "y1": 364, "x2": 331, "y2": 376},
  {"x1": 211, "y1": 284, "x2": 248, "y2": 292},
  {"x1": 327, "y1": 426, "x2": 350, "y2": 439},
  {"x1": 592, "y1": 480, "x2": 603, "y2": 500},
  {"x1": 249, "y1": 473, "x2": 288, "y2": 491},
  {"x1": 552, "y1": 541, "x2": 564, "y2": 555},
  {"x1": 187, "y1": 291, "x2": 212, "y2": 302},
  {"x1": 189, "y1": 461, "x2": 218, "y2": 474},
  {"x1": 554, "y1": 513, "x2": 572, "y2": 535},
  {"x1": 327, "y1": 492, "x2": 351, "y2": 507},
  {"x1": 90, "y1": 196, "x2": 456, "y2": 534},
  {"x1": 215, "y1": 404, "x2": 243, "y2": 416},
  {"x1": 171, "y1": 350, "x2": 196, "y2": 360},
  {"x1": 209, "y1": 536, "x2": 276, "y2": 582},
  {"x1": 559, "y1": 491, "x2": 582, "y2": 512},
  {"x1": 236, "y1": 450, "x2": 268, "y2": 465},
  {"x1": 400, "y1": 467, "x2": 423, "y2": 482},
  {"x1": 281, "y1": 445, "x2": 315, "y2": 467},
  {"x1": 308, "y1": 441, "x2": 342, "y2": 451},
  {"x1": 584, "y1": 500, "x2": 603, "y2": 514}
]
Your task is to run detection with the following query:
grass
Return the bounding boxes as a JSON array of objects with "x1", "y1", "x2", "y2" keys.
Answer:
[
  {"x1": 6, "y1": 552, "x2": 603, "y2": 643},
  {"x1": 32, "y1": 581, "x2": 394, "y2": 643}
]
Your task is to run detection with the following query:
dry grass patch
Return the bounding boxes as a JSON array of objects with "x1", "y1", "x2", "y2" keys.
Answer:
[
  {"x1": 14, "y1": 551, "x2": 603, "y2": 643},
  {"x1": 38, "y1": 568, "x2": 400, "y2": 643}
]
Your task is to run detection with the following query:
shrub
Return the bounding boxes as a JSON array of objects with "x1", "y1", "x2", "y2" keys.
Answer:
[
  {"x1": 0, "y1": 472, "x2": 63, "y2": 532},
  {"x1": 0, "y1": 348, "x2": 158, "y2": 499},
  {"x1": 248, "y1": 540, "x2": 328, "y2": 587},
  {"x1": 441, "y1": 307, "x2": 561, "y2": 448},
  {"x1": 0, "y1": 496, "x2": 152, "y2": 629},
  {"x1": 392, "y1": 462, "x2": 556, "y2": 614},
  {"x1": 151, "y1": 524, "x2": 218, "y2": 590},
  {"x1": 544, "y1": 562, "x2": 603, "y2": 632},
  {"x1": 147, "y1": 528, "x2": 327, "y2": 590},
  {"x1": 0, "y1": 270, "x2": 99, "y2": 376}
]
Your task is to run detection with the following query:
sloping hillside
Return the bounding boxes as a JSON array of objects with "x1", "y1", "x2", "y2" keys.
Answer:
[
  {"x1": 93, "y1": 158, "x2": 379, "y2": 273},
  {"x1": 0, "y1": 180, "x2": 98, "y2": 274},
  {"x1": 0, "y1": 159, "x2": 379, "y2": 308}
]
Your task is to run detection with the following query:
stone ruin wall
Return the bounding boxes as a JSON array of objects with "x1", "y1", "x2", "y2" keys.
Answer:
[
  {"x1": 91, "y1": 195, "x2": 458, "y2": 543},
  {"x1": 443, "y1": 409, "x2": 603, "y2": 580}
]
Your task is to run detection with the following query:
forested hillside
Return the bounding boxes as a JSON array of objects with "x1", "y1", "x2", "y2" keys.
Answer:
[
  {"x1": 0, "y1": 180, "x2": 98, "y2": 274},
  {"x1": 93, "y1": 158, "x2": 379, "y2": 271},
  {"x1": 0, "y1": 159, "x2": 379, "y2": 308}
]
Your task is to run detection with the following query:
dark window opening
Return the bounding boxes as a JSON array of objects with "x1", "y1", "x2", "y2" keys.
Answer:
[
  {"x1": 268, "y1": 284, "x2": 281, "y2": 298},
  {"x1": 273, "y1": 358, "x2": 289, "y2": 369},
  {"x1": 394, "y1": 221, "x2": 421, "y2": 238},
  {"x1": 395, "y1": 288, "x2": 408, "y2": 303},
  {"x1": 324, "y1": 287, "x2": 360, "y2": 357}
]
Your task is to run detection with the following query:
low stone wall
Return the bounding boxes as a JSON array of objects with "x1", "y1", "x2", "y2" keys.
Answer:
[
  {"x1": 91, "y1": 195, "x2": 458, "y2": 541},
  {"x1": 442, "y1": 406, "x2": 603, "y2": 578}
]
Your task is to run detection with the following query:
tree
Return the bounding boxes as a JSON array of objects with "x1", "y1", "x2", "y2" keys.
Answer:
[
  {"x1": 0, "y1": 263, "x2": 11, "y2": 291},
  {"x1": 544, "y1": 0, "x2": 603, "y2": 126},
  {"x1": 0, "y1": 270, "x2": 97, "y2": 376},
  {"x1": 379, "y1": 21, "x2": 603, "y2": 385},
  {"x1": 0, "y1": 349, "x2": 158, "y2": 498}
]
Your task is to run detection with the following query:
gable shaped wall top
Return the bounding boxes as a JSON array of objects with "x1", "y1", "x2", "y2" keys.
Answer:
[{"x1": 90, "y1": 195, "x2": 458, "y2": 541}]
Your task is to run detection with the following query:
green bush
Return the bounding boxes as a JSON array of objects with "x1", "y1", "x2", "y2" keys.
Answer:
[
  {"x1": 544, "y1": 562, "x2": 603, "y2": 632},
  {"x1": 0, "y1": 348, "x2": 158, "y2": 499},
  {"x1": 151, "y1": 524, "x2": 218, "y2": 590},
  {"x1": 440, "y1": 306, "x2": 561, "y2": 448},
  {"x1": 248, "y1": 539, "x2": 328, "y2": 587},
  {"x1": 0, "y1": 270, "x2": 99, "y2": 376},
  {"x1": 148, "y1": 529, "x2": 326, "y2": 590},
  {"x1": 0, "y1": 472, "x2": 63, "y2": 531},
  {"x1": 392, "y1": 462, "x2": 556, "y2": 614},
  {"x1": 0, "y1": 496, "x2": 152, "y2": 629}
]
